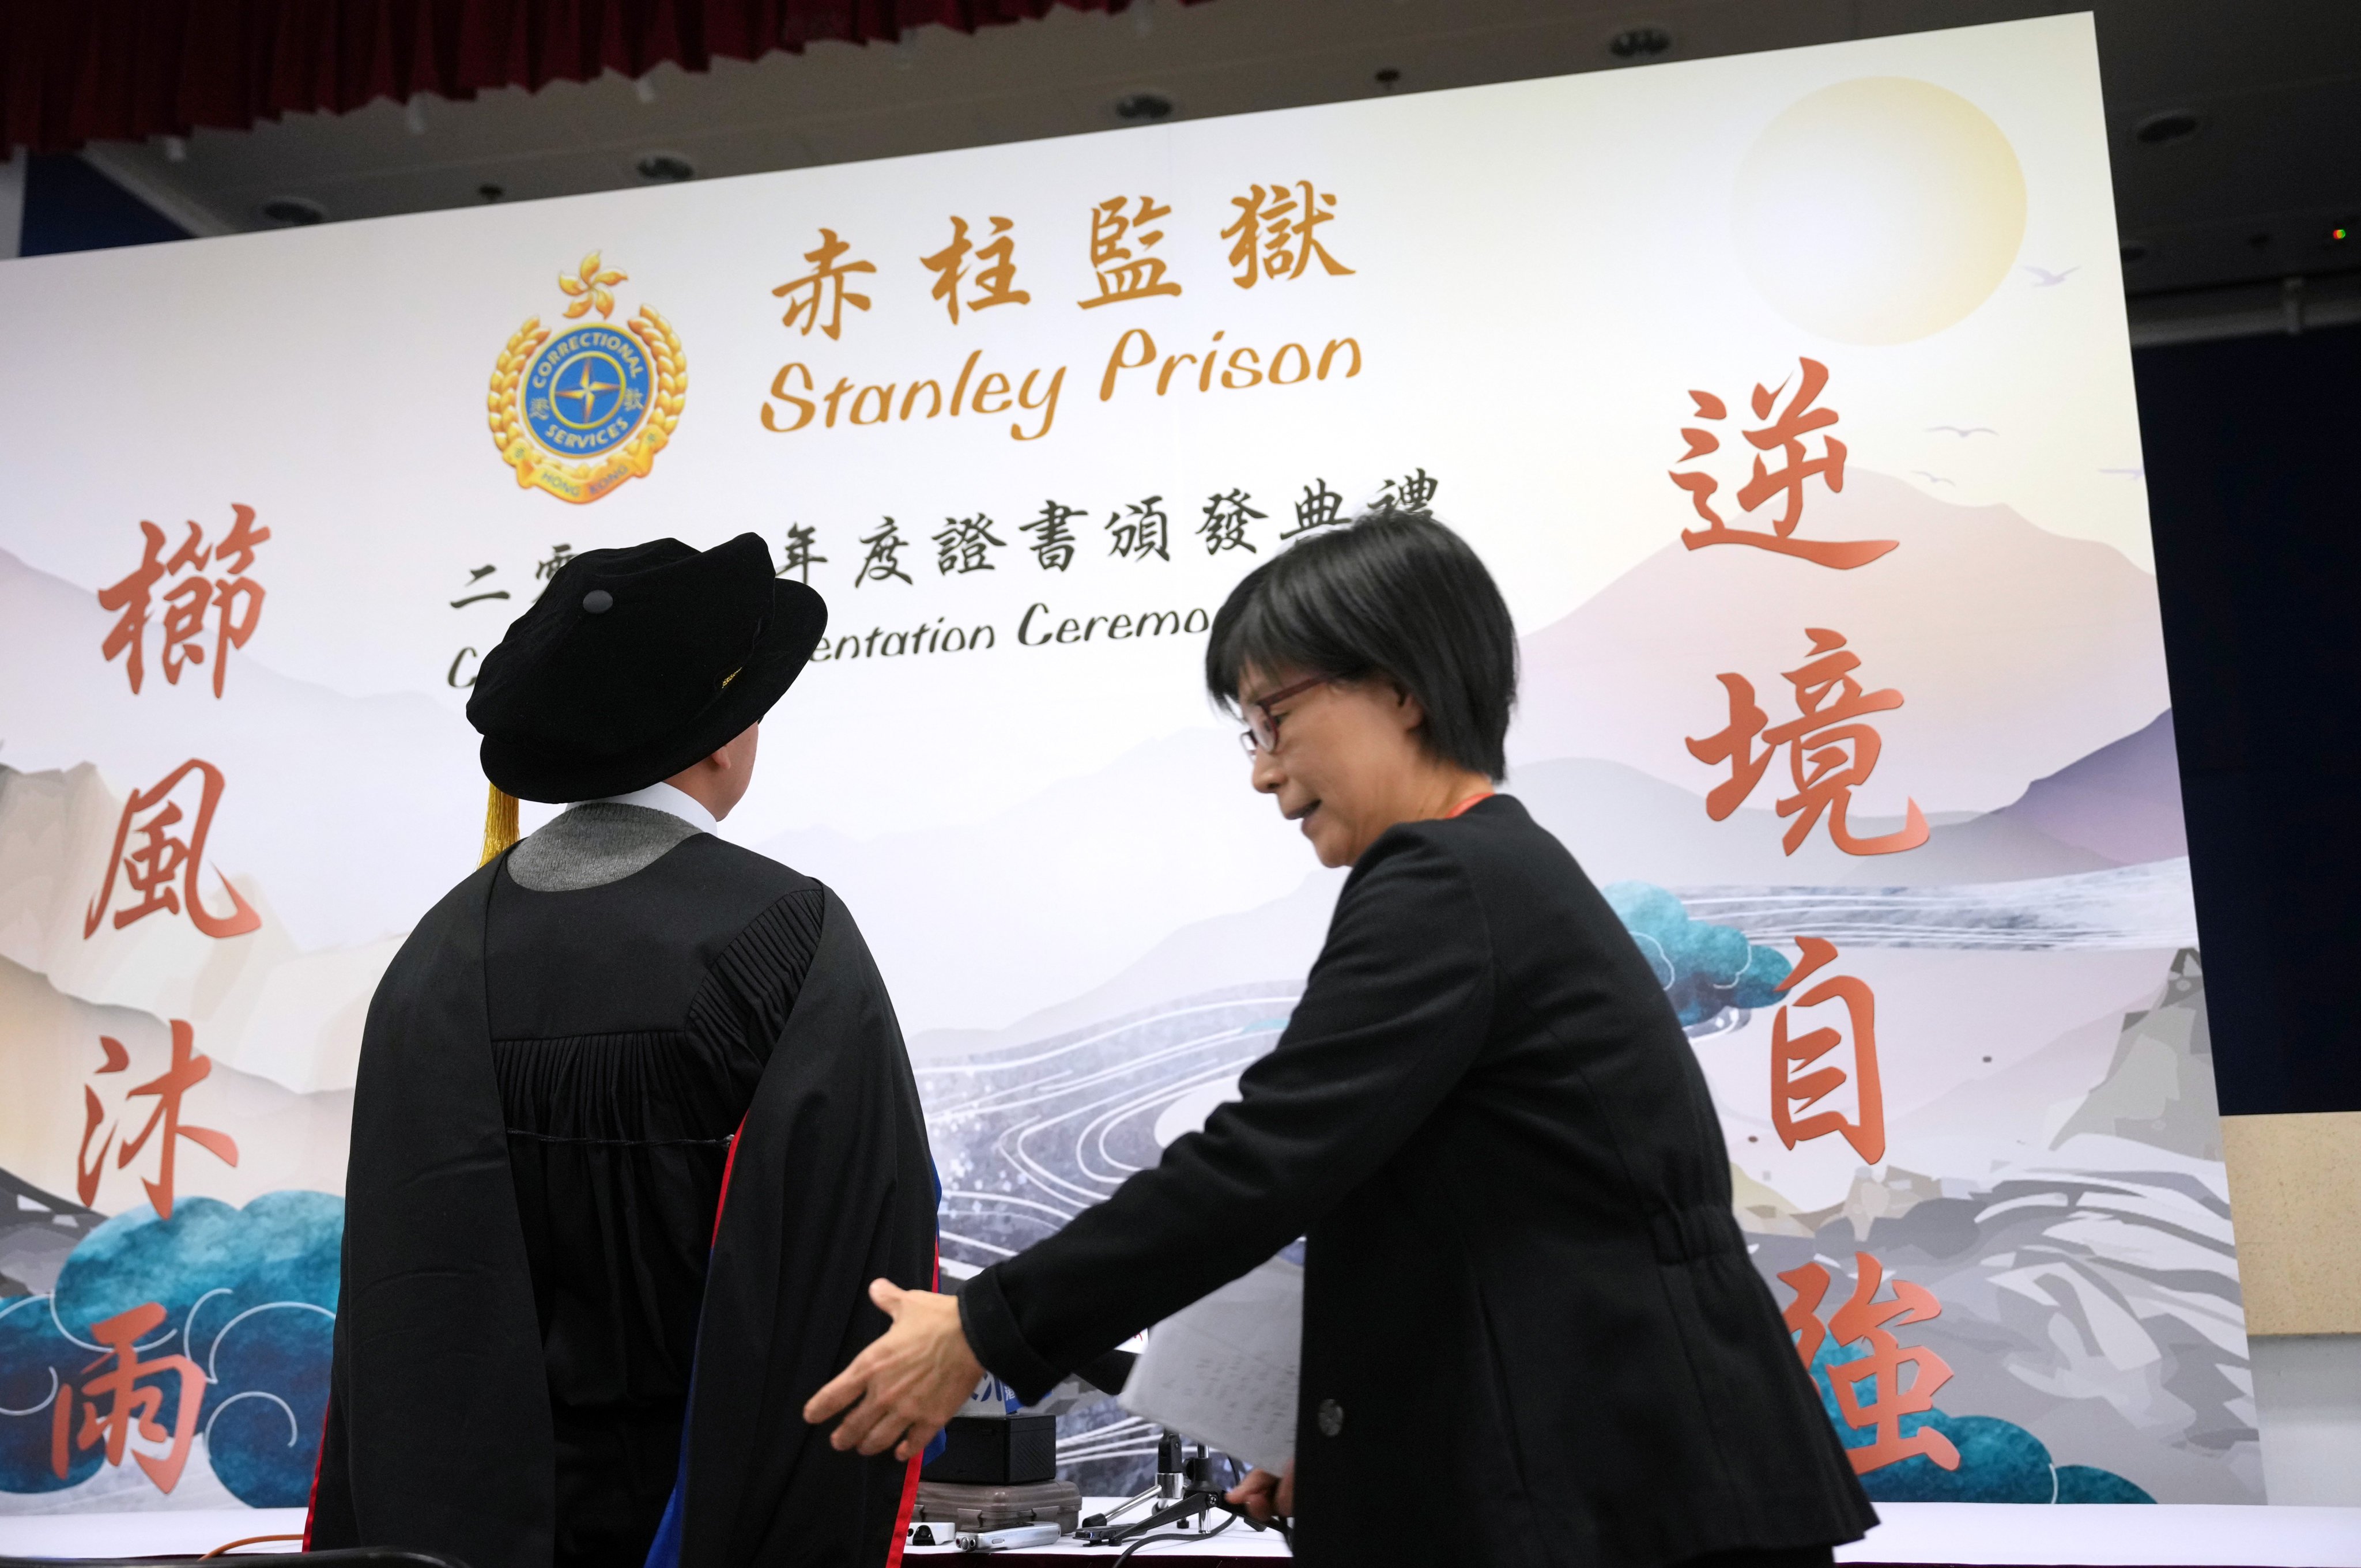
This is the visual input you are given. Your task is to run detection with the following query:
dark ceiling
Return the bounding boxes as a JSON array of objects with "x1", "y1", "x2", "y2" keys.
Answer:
[{"x1": 44, "y1": 0, "x2": 2361, "y2": 311}]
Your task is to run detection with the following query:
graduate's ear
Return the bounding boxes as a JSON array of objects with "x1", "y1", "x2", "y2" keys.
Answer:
[{"x1": 667, "y1": 723, "x2": 760, "y2": 820}]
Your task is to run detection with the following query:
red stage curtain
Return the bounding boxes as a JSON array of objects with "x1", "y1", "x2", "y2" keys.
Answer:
[{"x1": 1, "y1": 0, "x2": 1194, "y2": 154}]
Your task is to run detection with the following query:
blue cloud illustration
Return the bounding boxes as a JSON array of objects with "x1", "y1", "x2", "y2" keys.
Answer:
[
  {"x1": 1604, "y1": 882, "x2": 1794, "y2": 1026},
  {"x1": 1, "y1": 1192, "x2": 341, "y2": 1506},
  {"x1": 1857, "y1": 1411, "x2": 2057, "y2": 1503},
  {"x1": 0, "y1": 1293, "x2": 100, "y2": 1493},
  {"x1": 1799, "y1": 1331, "x2": 2154, "y2": 1504},
  {"x1": 2053, "y1": 1464, "x2": 2156, "y2": 1503}
]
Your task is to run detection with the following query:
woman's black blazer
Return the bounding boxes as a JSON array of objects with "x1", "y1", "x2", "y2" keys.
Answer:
[{"x1": 960, "y1": 794, "x2": 1876, "y2": 1567}]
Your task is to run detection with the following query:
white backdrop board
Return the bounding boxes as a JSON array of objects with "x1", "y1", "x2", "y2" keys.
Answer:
[{"x1": 0, "y1": 14, "x2": 2258, "y2": 1527}]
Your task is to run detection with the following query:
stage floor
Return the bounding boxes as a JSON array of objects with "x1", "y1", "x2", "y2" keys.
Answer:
[{"x1": 3, "y1": 1503, "x2": 2359, "y2": 1565}]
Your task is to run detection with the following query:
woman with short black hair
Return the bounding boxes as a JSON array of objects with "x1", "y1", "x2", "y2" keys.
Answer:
[
  {"x1": 1205, "y1": 507, "x2": 1519, "y2": 783},
  {"x1": 808, "y1": 511, "x2": 1877, "y2": 1567}
]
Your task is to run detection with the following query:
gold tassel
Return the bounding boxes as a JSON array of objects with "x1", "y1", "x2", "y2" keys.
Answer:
[{"x1": 480, "y1": 783, "x2": 521, "y2": 866}]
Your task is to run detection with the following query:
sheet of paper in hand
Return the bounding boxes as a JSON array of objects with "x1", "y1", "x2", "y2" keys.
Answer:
[{"x1": 1118, "y1": 1255, "x2": 1303, "y2": 1472}]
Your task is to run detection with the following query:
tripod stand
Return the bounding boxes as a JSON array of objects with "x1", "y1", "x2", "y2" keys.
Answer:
[{"x1": 1075, "y1": 1431, "x2": 1292, "y2": 1555}]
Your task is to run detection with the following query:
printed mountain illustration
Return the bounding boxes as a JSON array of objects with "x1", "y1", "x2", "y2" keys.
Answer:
[
  {"x1": 10, "y1": 499, "x2": 2234, "y2": 1506},
  {"x1": 922, "y1": 946, "x2": 2254, "y2": 1507},
  {"x1": 816, "y1": 511, "x2": 2187, "y2": 1038},
  {"x1": 2049, "y1": 949, "x2": 2217, "y2": 1158},
  {"x1": 1986, "y1": 711, "x2": 2188, "y2": 866},
  {"x1": 0, "y1": 762, "x2": 398, "y2": 1097},
  {"x1": 1747, "y1": 1143, "x2": 2252, "y2": 1504},
  {"x1": 903, "y1": 868, "x2": 1344, "y2": 1060},
  {"x1": 1734, "y1": 949, "x2": 2252, "y2": 1503},
  {"x1": 1, "y1": 492, "x2": 2192, "y2": 1052},
  {"x1": 1508, "y1": 470, "x2": 2174, "y2": 818},
  {"x1": 0, "y1": 1169, "x2": 101, "y2": 1299},
  {"x1": 873, "y1": 710, "x2": 2190, "y2": 1050},
  {"x1": 1743, "y1": 949, "x2": 2221, "y2": 1243},
  {"x1": 757, "y1": 727, "x2": 1321, "y2": 1042},
  {"x1": 1511, "y1": 754, "x2": 2114, "y2": 888},
  {"x1": 0, "y1": 546, "x2": 484, "y2": 958},
  {"x1": 0, "y1": 950, "x2": 355, "y2": 1216},
  {"x1": 910, "y1": 726, "x2": 2200, "y2": 1062}
]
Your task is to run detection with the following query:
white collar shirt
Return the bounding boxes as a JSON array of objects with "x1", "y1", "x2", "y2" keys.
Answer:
[{"x1": 568, "y1": 779, "x2": 718, "y2": 836}]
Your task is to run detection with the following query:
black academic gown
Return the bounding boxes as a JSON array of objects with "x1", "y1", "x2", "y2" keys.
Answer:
[
  {"x1": 959, "y1": 795, "x2": 1877, "y2": 1568},
  {"x1": 308, "y1": 836, "x2": 936, "y2": 1568}
]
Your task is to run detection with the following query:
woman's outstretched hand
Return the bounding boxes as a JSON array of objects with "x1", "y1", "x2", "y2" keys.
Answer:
[
  {"x1": 1226, "y1": 1460, "x2": 1295, "y2": 1523},
  {"x1": 801, "y1": 1279, "x2": 985, "y2": 1461}
]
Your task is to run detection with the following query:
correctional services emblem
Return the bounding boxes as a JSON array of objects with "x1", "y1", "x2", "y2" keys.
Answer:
[{"x1": 487, "y1": 252, "x2": 686, "y2": 504}]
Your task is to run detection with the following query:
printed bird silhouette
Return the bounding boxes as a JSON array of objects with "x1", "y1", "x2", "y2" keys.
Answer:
[
  {"x1": 2022, "y1": 265, "x2": 2080, "y2": 286},
  {"x1": 1926, "y1": 425, "x2": 1997, "y2": 437},
  {"x1": 1911, "y1": 471, "x2": 1958, "y2": 486}
]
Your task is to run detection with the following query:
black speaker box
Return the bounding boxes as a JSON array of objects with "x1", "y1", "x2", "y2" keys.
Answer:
[{"x1": 919, "y1": 1414, "x2": 1059, "y2": 1486}]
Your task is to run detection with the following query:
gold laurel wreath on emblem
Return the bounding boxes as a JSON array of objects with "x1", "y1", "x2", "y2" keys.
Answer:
[{"x1": 486, "y1": 251, "x2": 688, "y2": 505}]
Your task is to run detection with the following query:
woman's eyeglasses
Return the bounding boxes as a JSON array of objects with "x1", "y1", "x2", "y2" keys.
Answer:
[{"x1": 1237, "y1": 675, "x2": 1330, "y2": 756}]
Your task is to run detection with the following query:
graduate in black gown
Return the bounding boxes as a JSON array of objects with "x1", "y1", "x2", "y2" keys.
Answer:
[{"x1": 307, "y1": 534, "x2": 937, "y2": 1568}]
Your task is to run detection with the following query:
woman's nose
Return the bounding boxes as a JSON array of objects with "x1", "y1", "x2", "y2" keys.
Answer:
[{"x1": 1250, "y1": 745, "x2": 1285, "y2": 794}]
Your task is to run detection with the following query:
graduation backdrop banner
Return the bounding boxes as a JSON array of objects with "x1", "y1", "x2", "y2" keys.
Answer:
[{"x1": 0, "y1": 13, "x2": 2256, "y2": 1524}]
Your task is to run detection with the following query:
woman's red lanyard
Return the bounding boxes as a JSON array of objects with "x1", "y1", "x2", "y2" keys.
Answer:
[{"x1": 1446, "y1": 791, "x2": 1496, "y2": 819}]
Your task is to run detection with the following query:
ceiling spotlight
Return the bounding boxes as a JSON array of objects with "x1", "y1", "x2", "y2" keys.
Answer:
[
  {"x1": 635, "y1": 152, "x2": 696, "y2": 183},
  {"x1": 1115, "y1": 92, "x2": 1174, "y2": 123},
  {"x1": 260, "y1": 197, "x2": 326, "y2": 227},
  {"x1": 1374, "y1": 68, "x2": 1402, "y2": 93},
  {"x1": 2134, "y1": 111, "x2": 2200, "y2": 146},
  {"x1": 478, "y1": 183, "x2": 507, "y2": 203},
  {"x1": 2119, "y1": 241, "x2": 2150, "y2": 265},
  {"x1": 1608, "y1": 26, "x2": 1674, "y2": 62}
]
